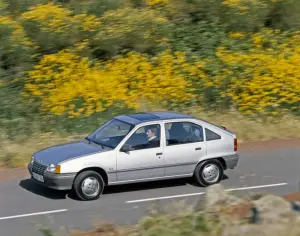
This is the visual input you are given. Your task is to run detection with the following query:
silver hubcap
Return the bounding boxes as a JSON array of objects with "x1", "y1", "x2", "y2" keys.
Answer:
[
  {"x1": 81, "y1": 177, "x2": 100, "y2": 197},
  {"x1": 202, "y1": 164, "x2": 220, "y2": 183}
]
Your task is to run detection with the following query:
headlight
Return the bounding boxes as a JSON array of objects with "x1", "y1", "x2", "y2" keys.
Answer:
[
  {"x1": 30, "y1": 156, "x2": 34, "y2": 165},
  {"x1": 46, "y1": 164, "x2": 61, "y2": 174}
]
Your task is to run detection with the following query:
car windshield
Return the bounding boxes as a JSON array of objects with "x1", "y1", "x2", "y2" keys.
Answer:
[{"x1": 87, "y1": 119, "x2": 134, "y2": 149}]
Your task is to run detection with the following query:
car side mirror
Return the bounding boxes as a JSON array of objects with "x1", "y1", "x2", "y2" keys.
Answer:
[{"x1": 121, "y1": 144, "x2": 132, "y2": 153}]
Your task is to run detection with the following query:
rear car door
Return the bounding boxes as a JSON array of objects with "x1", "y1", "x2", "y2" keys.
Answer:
[{"x1": 163, "y1": 121, "x2": 206, "y2": 177}]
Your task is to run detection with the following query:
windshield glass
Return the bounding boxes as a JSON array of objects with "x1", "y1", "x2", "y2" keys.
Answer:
[{"x1": 87, "y1": 119, "x2": 134, "y2": 149}]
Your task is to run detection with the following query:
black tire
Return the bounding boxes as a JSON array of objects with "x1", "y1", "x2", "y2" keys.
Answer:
[
  {"x1": 73, "y1": 170, "x2": 105, "y2": 201},
  {"x1": 193, "y1": 159, "x2": 224, "y2": 187}
]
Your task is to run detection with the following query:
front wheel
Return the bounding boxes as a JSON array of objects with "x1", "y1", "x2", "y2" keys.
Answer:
[
  {"x1": 193, "y1": 159, "x2": 224, "y2": 187},
  {"x1": 73, "y1": 170, "x2": 105, "y2": 201}
]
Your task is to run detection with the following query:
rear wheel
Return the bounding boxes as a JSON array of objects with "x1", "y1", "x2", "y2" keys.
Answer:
[
  {"x1": 193, "y1": 159, "x2": 224, "y2": 187},
  {"x1": 73, "y1": 170, "x2": 105, "y2": 201}
]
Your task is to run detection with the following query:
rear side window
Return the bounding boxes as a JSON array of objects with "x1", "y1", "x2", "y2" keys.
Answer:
[
  {"x1": 205, "y1": 128, "x2": 221, "y2": 141},
  {"x1": 165, "y1": 122, "x2": 204, "y2": 146}
]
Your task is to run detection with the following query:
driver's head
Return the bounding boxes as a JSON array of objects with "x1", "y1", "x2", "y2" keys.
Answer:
[{"x1": 146, "y1": 126, "x2": 157, "y2": 139}]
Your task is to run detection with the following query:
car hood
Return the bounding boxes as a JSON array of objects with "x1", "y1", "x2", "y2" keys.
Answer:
[{"x1": 33, "y1": 139, "x2": 108, "y2": 165}]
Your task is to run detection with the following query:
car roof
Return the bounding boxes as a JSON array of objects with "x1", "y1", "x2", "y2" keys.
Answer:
[
  {"x1": 113, "y1": 111, "x2": 236, "y2": 137},
  {"x1": 115, "y1": 111, "x2": 194, "y2": 125}
]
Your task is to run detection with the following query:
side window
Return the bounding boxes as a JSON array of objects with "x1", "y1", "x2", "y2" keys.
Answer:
[
  {"x1": 205, "y1": 128, "x2": 221, "y2": 141},
  {"x1": 165, "y1": 122, "x2": 204, "y2": 146},
  {"x1": 124, "y1": 124, "x2": 161, "y2": 150}
]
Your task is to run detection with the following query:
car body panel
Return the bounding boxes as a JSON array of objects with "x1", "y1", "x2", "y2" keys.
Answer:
[
  {"x1": 115, "y1": 120, "x2": 165, "y2": 182},
  {"x1": 116, "y1": 147, "x2": 165, "y2": 182},
  {"x1": 33, "y1": 139, "x2": 107, "y2": 165},
  {"x1": 59, "y1": 150, "x2": 118, "y2": 182},
  {"x1": 203, "y1": 123, "x2": 236, "y2": 159},
  {"x1": 162, "y1": 119, "x2": 207, "y2": 176}
]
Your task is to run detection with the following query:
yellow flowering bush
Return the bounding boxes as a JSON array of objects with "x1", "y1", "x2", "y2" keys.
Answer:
[
  {"x1": 0, "y1": 15, "x2": 35, "y2": 72},
  {"x1": 0, "y1": 16, "x2": 33, "y2": 50},
  {"x1": 222, "y1": 0, "x2": 267, "y2": 11},
  {"x1": 145, "y1": 0, "x2": 169, "y2": 6},
  {"x1": 211, "y1": 29, "x2": 300, "y2": 116},
  {"x1": 91, "y1": 7, "x2": 171, "y2": 56},
  {"x1": 0, "y1": 0, "x2": 7, "y2": 11},
  {"x1": 22, "y1": 2, "x2": 100, "y2": 33},
  {"x1": 21, "y1": 2, "x2": 100, "y2": 52},
  {"x1": 24, "y1": 50, "x2": 204, "y2": 117}
]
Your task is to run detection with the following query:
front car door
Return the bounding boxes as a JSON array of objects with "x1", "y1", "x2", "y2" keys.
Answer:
[
  {"x1": 116, "y1": 122, "x2": 164, "y2": 183},
  {"x1": 163, "y1": 120, "x2": 206, "y2": 177}
]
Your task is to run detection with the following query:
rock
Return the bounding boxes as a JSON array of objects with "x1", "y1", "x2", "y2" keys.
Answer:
[
  {"x1": 252, "y1": 194, "x2": 297, "y2": 224},
  {"x1": 204, "y1": 184, "x2": 244, "y2": 212}
]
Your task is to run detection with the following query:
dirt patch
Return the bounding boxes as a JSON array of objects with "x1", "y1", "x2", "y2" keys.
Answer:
[
  {"x1": 238, "y1": 138, "x2": 300, "y2": 153},
  {"x1": 0, "y1": 168, "x2": 29, "y2": 181}
]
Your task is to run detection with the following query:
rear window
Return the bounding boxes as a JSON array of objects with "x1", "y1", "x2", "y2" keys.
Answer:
[{"x1": 205, "y1": 128, "x2": 221, "y2": 141}]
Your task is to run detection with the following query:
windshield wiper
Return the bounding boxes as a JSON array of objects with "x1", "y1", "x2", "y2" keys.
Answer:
[
  {"x1": 85, "y1": 137, "x2": 112, "y2": 149},
  {"x1": 85, "y1": 137, "x2": 103, "y2": 147}
]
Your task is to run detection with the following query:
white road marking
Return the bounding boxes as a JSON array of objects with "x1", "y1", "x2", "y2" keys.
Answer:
[
  {"x1": 225, "y1": 182, "x2": 288, "y2": 191},
  {"x1": 126, "y1": 192, "x2": 206, "y2": 204},
  {"x1": 126, "y1": 182, "x2": 288, "y2": 204},
  {"x1": 0, "y1": 209, "x2": 68, "y2": 221}
]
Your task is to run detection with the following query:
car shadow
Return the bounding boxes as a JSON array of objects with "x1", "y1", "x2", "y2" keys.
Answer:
[
  {"x1": 19, "y1": 174, "x2": 229, "y2": 200},
  {"x1": 19, "y1": 179, "x2": 78, "y2": 200},
  {"x1": 102, "y1": 174, "x2": 229, "y2": 195}
]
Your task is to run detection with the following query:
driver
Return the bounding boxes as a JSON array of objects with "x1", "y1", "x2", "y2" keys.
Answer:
[
  {"x1": 146, "y1": 127, "x2": 157, "y2": 141},
  {"x1": 146, "y1": 126, "x2": 160, "y2": 148}
]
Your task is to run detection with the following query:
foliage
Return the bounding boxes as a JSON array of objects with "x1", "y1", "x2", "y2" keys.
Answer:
[
  {"x1": 214, "y1": 29, "x2": 300, "y2": 116},
  {"x1": 90, "y1": 7, "x2": 171, "y2": 58},
  {"x1": 0, "y1": 0, "x2": 299, "y2": 156},
  {"x1": 0, "y1": 15, "x2": 34, "y2": 79},
  {"x1": 21, "y1": 2, "x2": 101, "y2": 54},
  {"x1": 24, "y1": 49, "x2": 202, "y2": 117},
  {"x1": 65, "y1": 0, "x2": 126, "y2": 16}
]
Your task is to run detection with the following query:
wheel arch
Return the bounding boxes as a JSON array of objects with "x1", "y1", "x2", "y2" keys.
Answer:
[
  {"x1": 74, "y1": 167, "x2": 109, "y2": 186},
  {"x1": 194, "y1": 157, "x2": 226, "y2": 174}
]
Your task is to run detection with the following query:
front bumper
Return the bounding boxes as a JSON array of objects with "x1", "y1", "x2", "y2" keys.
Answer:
[
  {"x1": 223, "y1": 153, "x2": 239, "y2": 169},
  {"x1": 28, "y1": 163, "x2": 76, "y2": 190}
]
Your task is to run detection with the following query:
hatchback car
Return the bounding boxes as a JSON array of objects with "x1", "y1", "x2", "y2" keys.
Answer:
[{"x1": 28, "y1": 111, "x2": 239, "y2": 201}]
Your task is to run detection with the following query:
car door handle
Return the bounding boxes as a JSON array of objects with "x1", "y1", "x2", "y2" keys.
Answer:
[
  {"x1": 156, "y1": 152, "x2": 163, "y2": 156},
  {"x1": 195, "y1": 147, "x2": 202, "y2": 150}
]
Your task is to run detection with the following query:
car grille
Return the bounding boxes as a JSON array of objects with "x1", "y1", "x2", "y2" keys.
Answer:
[{"x1": 32, "y1": 161, "x2": 47, "y2": 175}]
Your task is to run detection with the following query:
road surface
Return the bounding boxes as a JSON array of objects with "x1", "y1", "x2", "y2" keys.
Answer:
[{"x1": 0, "y1": 139, "x2": 299, "y2": 236}]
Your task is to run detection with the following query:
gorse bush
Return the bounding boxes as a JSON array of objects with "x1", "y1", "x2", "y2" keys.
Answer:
[
  {"x1": 215, "y1": 29, "x2": 300, "y2": 116},
  {"x1": 21, "y1": 2, "x2": 100, "y2": 54},
  {"x1": 23, "y1": 29, "x2": 300, "y2": 118},
  {"x1": 0, "y1": 0, "x2": 299, "y2": 142},
  {"x1": 24, "y1": 49, "x2": 200, "y2": 117},
  {"x1": 89, "y1": 7, "x2": 171, "y2": 58}
]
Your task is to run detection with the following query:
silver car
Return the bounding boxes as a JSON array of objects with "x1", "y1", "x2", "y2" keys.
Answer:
[{"x1": 28, "y1": 111, "x2": 239, "y2": 201}]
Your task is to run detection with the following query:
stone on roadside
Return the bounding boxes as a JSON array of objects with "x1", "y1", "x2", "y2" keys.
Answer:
[
  {"x1": 252, "y1": 194, "x2": 297, "y2": 224},
  {"x1": 204, "y1": 184, "x2": 244, "y2": 213}
]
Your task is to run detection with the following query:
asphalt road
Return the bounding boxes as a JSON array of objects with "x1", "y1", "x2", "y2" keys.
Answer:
[{"x1": 0, "y1": 143, "x2": 299, "y2": 236}]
